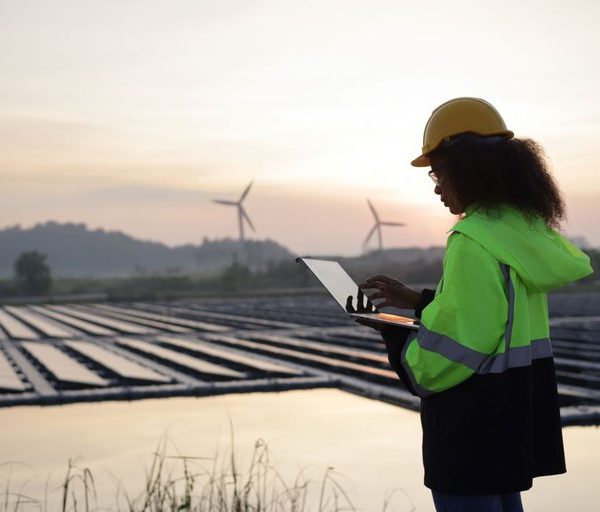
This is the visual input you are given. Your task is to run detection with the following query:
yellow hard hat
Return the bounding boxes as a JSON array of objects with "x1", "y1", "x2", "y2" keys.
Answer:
[{"x1": 411, "y1": 97, "x2": 514, "y2": 167}]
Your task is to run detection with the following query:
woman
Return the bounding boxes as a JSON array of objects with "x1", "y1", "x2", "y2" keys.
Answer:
[{"x1": 359, "y1": 98, "x2": 593, "y2": 512}]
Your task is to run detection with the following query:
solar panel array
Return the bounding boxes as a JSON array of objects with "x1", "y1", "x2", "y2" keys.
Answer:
[{"x1": 0, "y1": 292, "x2": 598, "y2": 424}]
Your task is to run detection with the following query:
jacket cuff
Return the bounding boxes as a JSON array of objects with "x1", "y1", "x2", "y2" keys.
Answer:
[
  {"x1": 380, "y1": 326, "x2": 421, "y2": 397},
  {"x1": 415, "y1": 288, "x2": 436, "y2": 319}
]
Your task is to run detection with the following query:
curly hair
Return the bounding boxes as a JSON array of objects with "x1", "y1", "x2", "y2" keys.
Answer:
[{"x1": 430, "y1": 134, "x2": 566, "y2": 228}]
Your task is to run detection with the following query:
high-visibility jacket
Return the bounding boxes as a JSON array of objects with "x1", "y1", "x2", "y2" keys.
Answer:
[{"x1": 383, "y1": 205, "x2": 593, "y2": 494}]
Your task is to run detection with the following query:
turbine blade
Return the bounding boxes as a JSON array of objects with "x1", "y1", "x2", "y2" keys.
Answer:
[
  {"x1": 212, "y1": 199, "x2": 237, "y2": 206},
  {"x1": 363, "y1": 224, "x2": 377, "y2": 247},
  {"x1": 367, "y1": 199, "x2": 380, "y2": 222},
  {"x1": 239, "y1": 180, "x2": 254, "y2": 202},
  {"x1": 240, "y1": 207, "x2": 256, "y2": 231},
  {"x1": 380, "y1": 221, "x2": 405, "y2": 227}
]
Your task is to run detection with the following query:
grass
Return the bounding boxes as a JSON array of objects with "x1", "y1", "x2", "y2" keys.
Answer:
[{"x1": 0, "y1": 436, "x2": 415, "y2": 512}]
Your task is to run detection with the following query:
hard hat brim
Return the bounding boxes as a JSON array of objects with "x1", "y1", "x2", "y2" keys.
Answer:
[
  {"x1": 410, "y1": 129, "x2": 514, "y2": 168},
  {"x1": 411, "y1": 154, "x2": 430, "y2": 167}
]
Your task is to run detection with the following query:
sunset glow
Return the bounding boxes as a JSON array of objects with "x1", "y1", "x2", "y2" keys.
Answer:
[{"x1": 1, "y1": 0, "x2": 599, "y2": 254}]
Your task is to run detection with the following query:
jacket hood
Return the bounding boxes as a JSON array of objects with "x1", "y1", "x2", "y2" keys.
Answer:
[{"x1": 451, "y1": 206, "x2": 593, "y2": 293}]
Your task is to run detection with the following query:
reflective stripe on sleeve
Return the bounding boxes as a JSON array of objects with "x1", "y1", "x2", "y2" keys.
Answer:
[
  {"x1": 398, "y1": 262, "x2": 553, "y2": 396},
  {"x1": 405, "y1": 321, "x2": 553, "y2": 375},
  {"x1": 411, "y1": 323, "x2": 489, "y2": 371},
  {"x1": 400, "y1": 331, "x2": 553, "y2": 397}
]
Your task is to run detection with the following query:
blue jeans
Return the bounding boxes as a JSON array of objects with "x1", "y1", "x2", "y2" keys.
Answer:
[{"x1": 432, "y1": 491, "x2": 524, "y2": 512}]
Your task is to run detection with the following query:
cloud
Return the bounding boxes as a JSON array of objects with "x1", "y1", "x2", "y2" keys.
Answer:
[
  {"x1": 76, "y1": 185, "x2": 213, "y2": 205},
  {"x1": 0, "y1": 117, "x2": 114, "y2": 156}
]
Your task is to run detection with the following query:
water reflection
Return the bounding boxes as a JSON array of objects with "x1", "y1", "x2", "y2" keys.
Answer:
[{"x1": 0, "y1": 389, "x2": 598, "y2": 510}]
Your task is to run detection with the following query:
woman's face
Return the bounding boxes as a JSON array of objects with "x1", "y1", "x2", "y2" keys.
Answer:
[{"x1": 428, "y1": 154, "x2": 466, "y2": 215}]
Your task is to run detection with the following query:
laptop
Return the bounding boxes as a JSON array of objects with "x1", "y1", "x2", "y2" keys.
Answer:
[{"x1": 296, "y1": 257, "x2": 419, "y2": 330}]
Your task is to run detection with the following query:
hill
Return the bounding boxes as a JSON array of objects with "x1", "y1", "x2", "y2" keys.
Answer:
[{"x1": 0, "y1": 222, "x2": 294, "y2": 278}]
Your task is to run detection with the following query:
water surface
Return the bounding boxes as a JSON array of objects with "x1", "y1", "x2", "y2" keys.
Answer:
[{"x1": 0, "y1": 389, "x2": 598, "y2": 510}]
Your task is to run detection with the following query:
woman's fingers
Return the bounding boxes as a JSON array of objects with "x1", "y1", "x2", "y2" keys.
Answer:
[
  {"x1": 362, "y1": 274, "x2": 394, "y2": 286},
  {"x1": 359, "y1": 284, "x2": 383, "y2": 293},
  {"x1": 360, "y1": 281, "x2": 390, "y2": 292},
  {"x1": 359, "y1": 279, "x2": 381, "y2": 289},
  {"x1": 377, "y1": 275, "x2": 395, "y2": 284},
  {"x1": 362, "y1": 285, "x2": 403, "y2": 301}
]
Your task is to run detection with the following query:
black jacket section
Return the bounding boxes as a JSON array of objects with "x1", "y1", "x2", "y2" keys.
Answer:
[
  {"x1": 419, "y1": 358, "x2": 566, "y2": 494},
  {"x1": 380, "y1": 289, "x2": 435, "y2": 396},
  {"x1": 381, "y1": 325, "x2": 414, "y2": 394},
  {"x1": 381, "y1": 291, "x2": 566, "y2": 494},
  {"x1": 415, "y1": 288, "x2": 436, "y2": 319}
]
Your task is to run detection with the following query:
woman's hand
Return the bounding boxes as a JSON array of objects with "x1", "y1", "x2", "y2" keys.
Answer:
[
  {"x1": 354, "y1": 317, "x2": 386, "y2": 332},
  {"x1": 359, "y1": 275, "x2": 421, "y2": 310}
]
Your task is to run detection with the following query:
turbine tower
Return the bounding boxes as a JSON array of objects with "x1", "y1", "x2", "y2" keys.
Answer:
[
  {"x1": 212, "y1": 181, "x2": 256, "y2": 244},
  {"x1": 363, "y1": 199, "x2": 405, "y2": 253}
]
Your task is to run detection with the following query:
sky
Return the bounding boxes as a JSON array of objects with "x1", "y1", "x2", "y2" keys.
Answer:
[{"x1": 1, "y1": 0, "x2": 599, "y2": 255}]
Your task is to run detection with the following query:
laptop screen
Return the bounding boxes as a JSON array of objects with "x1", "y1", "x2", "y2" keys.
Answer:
[{"x1": 300, "y1": 258, "x2": 365, "y2": 311}]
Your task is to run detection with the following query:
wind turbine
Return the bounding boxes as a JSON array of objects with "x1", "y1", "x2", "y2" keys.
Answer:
[
  {"x1": 212, "y1": 181, "x2": 256, "y2": 244},
  {"x1": 363, "y1": 199, "x2": 405, "y2": 253}
]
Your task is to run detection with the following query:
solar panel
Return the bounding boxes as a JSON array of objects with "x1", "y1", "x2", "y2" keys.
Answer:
[
  {"x1": 207, "y1": 334, "x2": 398, "y2": 380},
  {"x1": 31, "y1": 306, "x2": 116, "y2": 336},
  {"x1": 157, "y1": 336, "x2": 301, "y2": 375},
  {"x1": 78, "y1": 305, "x2": 192, "y2": 333},
  {"x1": 116, "y1": 338, "x2": 245, "y2": 379},
  {"x1": 0, "y1": 308, "x2": 39, "y2": 340},
  {"x1": 96, "y1": 304, "x2": 230, "y2": 333},
  {"x1": 65, "y1": 341, "x2": 171, "y2": 383},
  {"x1": 0, "y1": 349, "x2": 27, "y2": 391},
  {"x1": 5, "y1": 306, "x2": 76, "y2": 338},
  {"x1": 49, "y1": 306, "x2": 155, "y2": 335},
  {"x1": 21, "y1": 342, "x2": 108, "y2": 387}
]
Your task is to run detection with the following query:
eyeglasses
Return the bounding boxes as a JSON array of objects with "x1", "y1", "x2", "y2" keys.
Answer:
[{"x1": 428, "y1": 168, "x2": 444, "y2": 186}]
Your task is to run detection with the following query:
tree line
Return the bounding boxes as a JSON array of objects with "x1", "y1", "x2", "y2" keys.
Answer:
[{"x1": 3, "y1": 248, "x2": 599, "y2": 300}]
